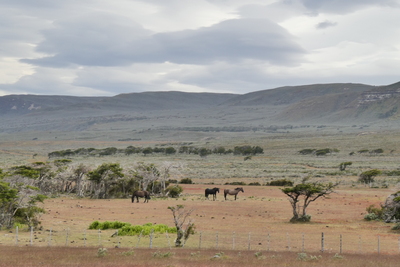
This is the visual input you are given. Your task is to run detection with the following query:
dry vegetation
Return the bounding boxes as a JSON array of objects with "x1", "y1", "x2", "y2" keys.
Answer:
[{"x1": 2, "y1": 129, "x2": 400, "y2": 266}]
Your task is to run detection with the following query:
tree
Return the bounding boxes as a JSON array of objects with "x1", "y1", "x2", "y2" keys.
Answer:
[
  {"x1": 359, "y1": 169, "x2": 381, "y2": 186},
  {"x1": 339, "y1": 162, "x2": 352, "y2": 171},
  {"x1": 1, "y1": 168, "x2": 46, "y2": 229},
  {"x1": 281, "y1": 181, "x2": 338, "y2": 223},
  {"x1": 87, "y1": 163, "x2": 124, "y2": 199},
  {"x1": 168, "y1": 205, "x2": 195, "y2": 247}
]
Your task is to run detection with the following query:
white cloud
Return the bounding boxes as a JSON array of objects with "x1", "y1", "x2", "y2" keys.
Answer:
[{"x1": 0, "y1": 0, "x2": 399, "y2": 96}]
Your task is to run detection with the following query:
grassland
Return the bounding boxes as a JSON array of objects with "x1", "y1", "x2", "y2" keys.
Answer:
[{"x1": 2, "y1": 128, "x2": 400, "y2": 266}]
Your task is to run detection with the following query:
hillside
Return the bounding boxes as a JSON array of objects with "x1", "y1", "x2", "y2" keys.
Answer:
[{"x1": 1, "y1": 82, "x2": 400, "y2": 137}]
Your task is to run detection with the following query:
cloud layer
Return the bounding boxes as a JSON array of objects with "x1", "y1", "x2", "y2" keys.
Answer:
[{"x1": 1, "y1": 0, "x2": 399, "y2": 96}]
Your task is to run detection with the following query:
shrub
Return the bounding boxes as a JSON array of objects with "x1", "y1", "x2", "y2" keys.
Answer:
[
  {"x1": 364, "y1": 213, "x2": 379, "y2": 221},
  {"x1": 224, "y1": 181, "x2": 246, "y2": 185},
  {"x1": 359, "y1": 169, "x2": 381, "y2": 184},
  {"x1": 298, "y1": 149, "x2": 315, "y2": 155},
  {"x1": 166, "y1": 185, "x2": 183, "y2": 198},
  {"x1": 180, "y1": 178, "x2": 193, "y2": 184},
  {"x1": 267, "y1": 179, "x2": 293, "y2": 186},
  {"x1": 248, "y1": 182, "x2": 261, "y2": 186},
  {"x1": 392, "y1": 223, "x2": 400, "y2": 231}
]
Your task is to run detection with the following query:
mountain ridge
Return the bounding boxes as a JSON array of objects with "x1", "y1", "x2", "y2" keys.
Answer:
[{"x1": 1, "y1": 82, "x2": 400, "y2": 134}]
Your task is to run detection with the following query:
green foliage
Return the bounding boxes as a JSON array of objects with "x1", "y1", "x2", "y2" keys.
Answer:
[
  {"x1": 364, "y1": 205, "x2": 384, "y2": 221},
  {"x1": 10, "y1": 165, "x2": 41, "y2": 179},
  {"x1": 299, "y1": 149, "x2": 315, "y2": 155},
  {"x1": 164, "y1": 147, "x2": 176, "y2": 154},
  {"x1": 339, "y1": 162, "x2": 352, "y2": 171},
  {"x1": 248, "y1": 182, "x2": 261, "y2": 186},
  {"x1": 392, "y1": 223, "x2": 400, "y2": 231},
  {"x1": 364, "y1": 213, "x2": 380, "y2": 221},
  {"x1": 282, "y1": 182, "x2": 337, "y2": 223},
  {"x1": 166, "y1": 185, "x2": 183, "y2": 198},
  {"x1": 386, "y1": 170, "x2": 400, "y2": 176},
  {"x1": 358, "y1": 149, "x2": 369, "y2": 154},
  {"x1": 233, "y1": 145, "x2": 263, "y2": 156},
  {"x1": 88, "y1": 221, "x2": 176, "y2": 235},
  {"x1": 267, "y1": 179, "x2": 293, "y2": 186},
  {"x1": 359, "y1": 169, "x2": 381, "y2": 184},
  {"x1": 179, "y1": 178, "x2": 193, "y2": 184},
  {"x1": 224, "y1": 181, "x2": 246, "y2": 185}
]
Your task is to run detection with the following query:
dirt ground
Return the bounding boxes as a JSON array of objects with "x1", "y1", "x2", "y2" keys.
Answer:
[{"x1": 1, "y1": 184, "x2": 398, "y2": 255}]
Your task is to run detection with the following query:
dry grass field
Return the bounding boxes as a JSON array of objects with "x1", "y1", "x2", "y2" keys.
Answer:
[
  {"x1": 2, "y1": 129, "x2": 400, "y2": 266},
  {"x1": 2, "y1": 185, "x2": 400, "y2": 266}
]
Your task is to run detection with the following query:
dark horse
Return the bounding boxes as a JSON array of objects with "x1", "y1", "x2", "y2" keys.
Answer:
[
  {"x1": 131, "y1": 190, "x2": 151, "y2": 203},
  {"x1": 205, "y1": 187, "x2": 220, "y2": 201},
  {"x1": 224, "y1": 187, "x2": 244, "y2": 200}
]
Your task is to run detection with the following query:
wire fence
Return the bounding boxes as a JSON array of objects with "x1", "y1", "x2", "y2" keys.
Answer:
[{"x1": 2, "y1": 227, "x2": 400, "y2": 255}]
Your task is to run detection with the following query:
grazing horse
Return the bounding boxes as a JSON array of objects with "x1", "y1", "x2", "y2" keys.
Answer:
[
  {"x1": 131, "y1": 190, "x2": 151, "y2": 203},
  {"x1": 205, "y1": 187, "x2": 220, "y2": 201},
  {"x1": 224, "y1": 187, "x2": 244, "y2": 200}
]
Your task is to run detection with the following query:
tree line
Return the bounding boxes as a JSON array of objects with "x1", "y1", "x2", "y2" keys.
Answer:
[
  {"x1": 0, "y1": 160, "x2": 186, "y2": 230},
  {"x1": 48, "y1": 145, "x2": 264, "y2": 158}
]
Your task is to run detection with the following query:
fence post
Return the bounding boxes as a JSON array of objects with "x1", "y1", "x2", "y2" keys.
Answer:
[
  {"x1": 340, "y1": 234, "x2": 342, "y2": 254},
  {"x1": 65, "y1": 228, "x2": 69, "y2": 246},
  {"x1": 84, "y1": 229, "x2": 87, "y2": 247},
  {"x1": 321, "y1": 232, "x2": 324, "y2": 252},
  {"x1": 248, "y1": 232, "x2": 251, "y2": 250},
  {"x1": 48, "y1": 228, "x2": 52, "y2": 247},
  {"x1": 15, "y1": 226, "x2": 18, "y2": 246},
  {"x1": 98, "y1": 229, "x2": 101, "y2": 247},
  {"x1": 117, "y1": 230, "x2": 120, "y2": 248},
  {"x1": 198, "y1": 232, "x2": 202, "y2": 249},
  {"x1": 136, "y1": 230, "x2": 143, "y2": 248},
  {"x1": 30, "y1": 227, "x2": 33, "y2": 246},
  {"x1": 166, "y1": 231, "x2": 171, "y2": 249},
  {"x1": 149, "y1": 229, "x2": 154, "y2": 248},
  {"x1": 215, "y1": 232, "x2": 219, "y2": 249},
  {"x1": 267, "y1": 232, "x2": 270, "y2": 251},
  {"x1": 232, "y1": 232, "x2": 236, "y2": 250},
  {"x1": 302, "y1": 233, "x2": 305, "y2": 252},
  {"x1": 377, "y1": 235, "x2": 380, "y2": 255}
]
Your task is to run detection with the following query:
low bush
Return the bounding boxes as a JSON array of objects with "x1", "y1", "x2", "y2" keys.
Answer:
[
  {"x1": 179, "y1": 178, "x2": 193, "y2": 184},
  {"x1": 224, "y1": 181, "x2": 246, "y2": 185},
  {"x1": 166, "y1": 185, "x2": 183, "y2": 198},
  {"x1": 267, "y1": 179, "x2": 293, "y2": 186}
]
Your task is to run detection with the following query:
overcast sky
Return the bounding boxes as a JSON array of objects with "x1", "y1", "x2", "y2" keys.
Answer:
[{"x1": 1, "y1": 0, "x2": 399, "y2": 96}]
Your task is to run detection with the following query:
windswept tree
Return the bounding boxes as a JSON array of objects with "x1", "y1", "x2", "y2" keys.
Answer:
[
  {"x1": 1, "y1": 168, "x2": 46, "y2": 229},
  {"x1": 87, "y1": 163, "x2": 124, "y2": 199},
  {"x1": 359, "y1": 169, "x2": 381, "y2": 186},
  {"x1": 168, "y1": 205, "x2": 195, "y2": 247},
  {"x1": 339, "y1": 162, "x2": 352, "y2": 171},
  {"x1": 133, "y1": 162, "x2": 160, "y2": 192},
  {"x1": 281, "y1": 181, "x2": 338, "y2": 223}
]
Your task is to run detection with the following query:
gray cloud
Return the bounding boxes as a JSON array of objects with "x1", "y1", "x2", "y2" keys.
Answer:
[
  {"x1": 316, "y1": 20, "x2": 337, "y2": 29},
  {"x1": 22, "y1": 16, "x2": 305, "y2": 67},
  {"x1": 297, "y1": 0, "x2": 399, "y2": 14}
]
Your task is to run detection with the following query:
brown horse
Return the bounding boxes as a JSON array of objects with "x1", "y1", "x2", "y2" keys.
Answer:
[
  {"x1": 131, "y1": 190, "x2": 151, "y2": 203},
  {"x1": 224, "y1": 187, "x2": 244, "y2": 200}
]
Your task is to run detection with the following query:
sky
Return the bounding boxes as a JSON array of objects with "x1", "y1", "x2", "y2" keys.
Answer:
[{"x1": 0, "y1": 0, "x2": 399, "y2": 96}]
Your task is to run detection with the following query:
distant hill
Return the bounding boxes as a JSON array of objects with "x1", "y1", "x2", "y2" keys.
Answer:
[{"x1": 1, "y1": 82, "x2": 400, "y2": 134}]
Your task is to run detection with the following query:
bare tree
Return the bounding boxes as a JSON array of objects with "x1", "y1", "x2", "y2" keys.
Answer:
[
  {"x1": 159, "y1": 161, "x2": 185, "y2": 195},
  {"x1": 168, "y1": 205, "x2": 195, "y2": 247}
]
